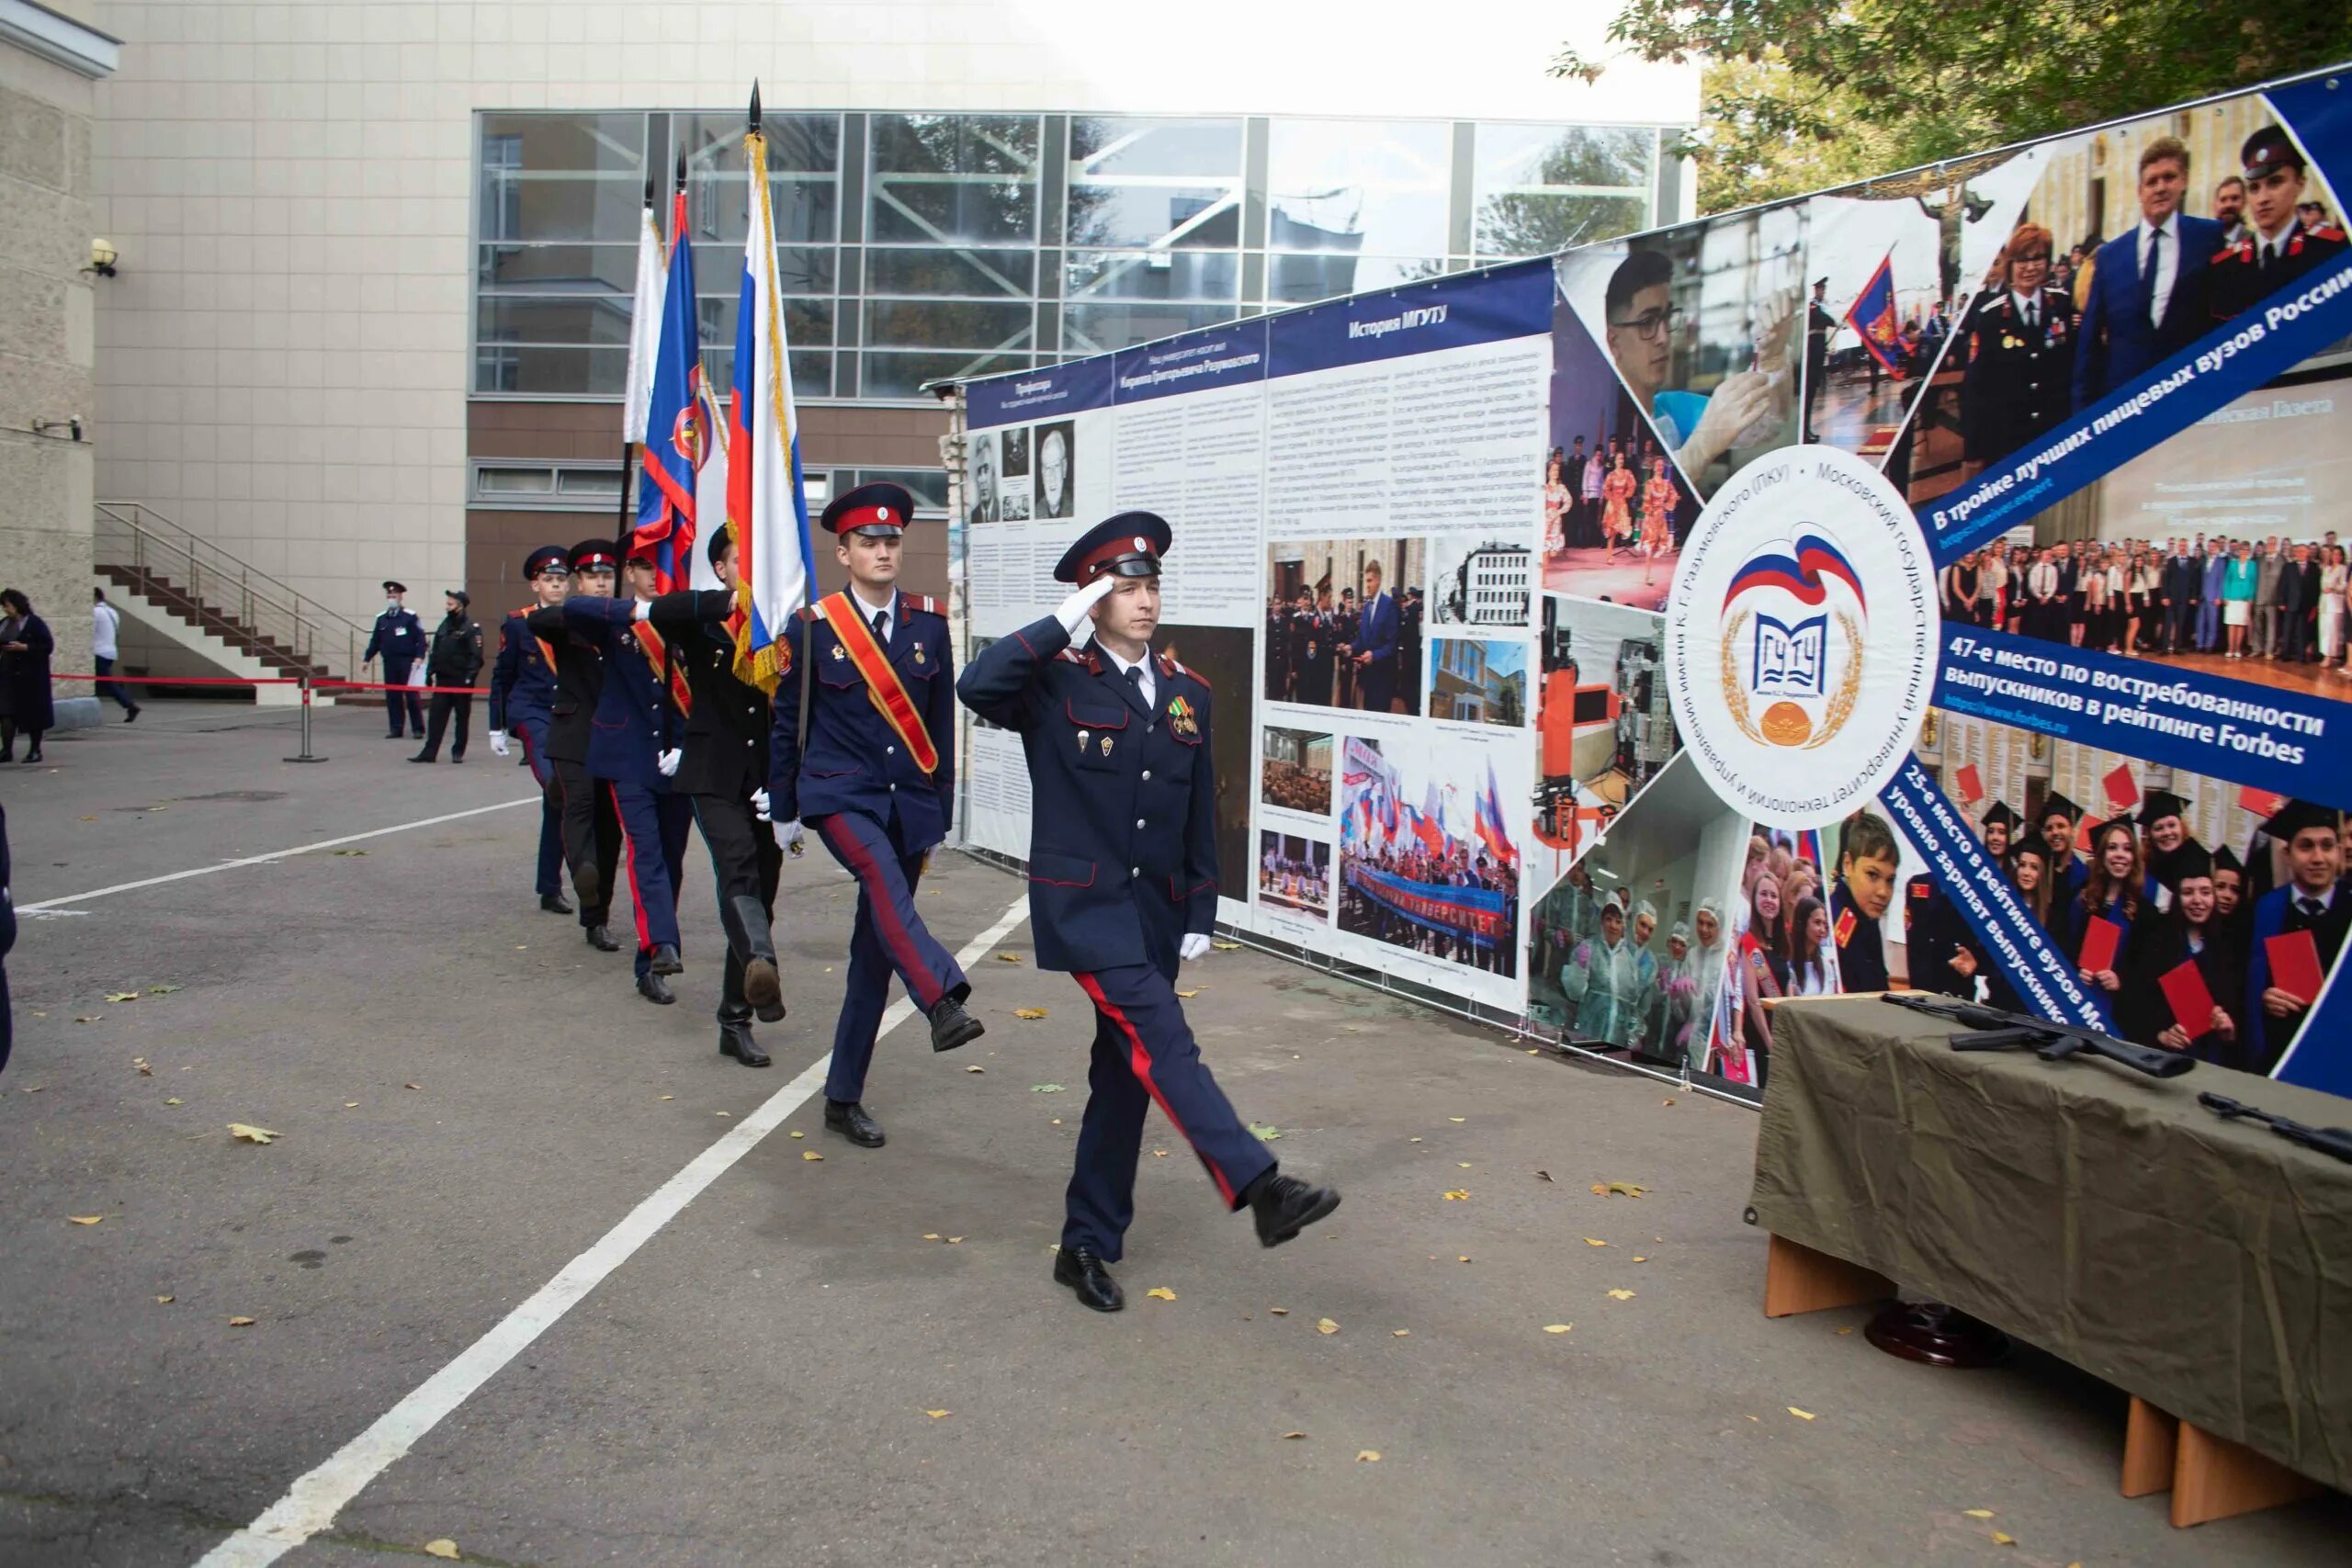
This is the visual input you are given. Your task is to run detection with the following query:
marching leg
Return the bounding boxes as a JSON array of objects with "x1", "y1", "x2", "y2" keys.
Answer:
[{"x1": 812, "y1": 812, "x2": 980, "y2": 1053}]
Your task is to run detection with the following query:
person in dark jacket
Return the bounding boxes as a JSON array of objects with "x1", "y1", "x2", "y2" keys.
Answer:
[
  {"x1": 528, "y1": 542, "x2": 625, "y2": 954},
  {"x1": 1958, "y1": 223, "x2": 2076, "y2": 470},
  {"x1": 362, "y1": 581, "x2": 425, "y2": 738},
  {"x1": 1, "y1": 800, "x2": 14, "y2": 1075},
  {"x1": 0, "y1": 592, "x2": 54, "y2": 763},
  {"x1": 2120, "y1": 845, "x2": 2245, "y2": 1066},
  {"x1": 411, "y1": 591, "x2": 485, "y2": 762},
  {"x1": 640, "y1": 524, "x2": 786, "y2": 1068},
  {"x1": 488, "y1": 545, "x2": 574, "y2": 914}
]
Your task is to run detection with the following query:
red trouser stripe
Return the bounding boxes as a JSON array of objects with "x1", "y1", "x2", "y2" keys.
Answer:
[
  {"x1": 609, "y1": 782, "x2": 652, "y2": 953},
  {"x1": 1074, "y1": 971, "x2": 1237, "y2": 1206},
  {"x1": 817, "y1": 814, "x2": 942, "y2": 1009}
]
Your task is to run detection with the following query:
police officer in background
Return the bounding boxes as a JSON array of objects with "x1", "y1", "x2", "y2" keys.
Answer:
[
  {"x1": 561, "y1": 541, "x2": 695, "y2": 1005},
  {"x1": 362, "y1": 580, "x2": 425, "y2": 739},
  {"x1": 411, "y1": 590, "x2": 485, "y2": 764},
  {"x1": 771, "y1": 482, "x2": 983, "y2": 1147},
  {"x1": 957, "y1": 512, "x2": 1340, "y2": 1314},
  {"x1": 487, "y1": 544, "x2": 573, "y2": 914},
  {"x1": 638, "y1": 524, "x2": 787, "y2": 1068},
  {"x1": 528, "y1": 541, "x2": 626, "y2": 955}
]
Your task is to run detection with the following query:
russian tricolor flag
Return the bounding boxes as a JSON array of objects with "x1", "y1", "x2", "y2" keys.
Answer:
[{"x1": 726, "y1": 105, "x2": 817, "y2": 692}]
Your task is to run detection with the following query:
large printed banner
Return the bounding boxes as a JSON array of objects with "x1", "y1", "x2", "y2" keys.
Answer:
[{"x1": 957, "y1": 65, "x2": 2352, "y2": 1100}]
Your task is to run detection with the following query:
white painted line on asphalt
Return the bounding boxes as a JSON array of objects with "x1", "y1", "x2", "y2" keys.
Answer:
[
  {"x1": 192, "y1": 889, "x2": 1033, "y2": 1568},
  {"x1": 17, "y1": 797, "x2": 540, "y2": 913}
]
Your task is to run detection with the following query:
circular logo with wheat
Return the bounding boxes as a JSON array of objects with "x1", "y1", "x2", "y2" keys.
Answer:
[{"x1": 1664, "y1": 445, "x2": 1938, "y2": 829}]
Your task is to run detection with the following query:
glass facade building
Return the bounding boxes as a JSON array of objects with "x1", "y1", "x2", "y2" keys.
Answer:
[{"x1": 474, "y1": 110, "x2": 1679, "y2": 404}]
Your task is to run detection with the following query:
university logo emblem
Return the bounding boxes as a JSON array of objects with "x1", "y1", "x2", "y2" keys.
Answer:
[
  {"x1": 1666, "y1": 446, "x2": 1938, "y2": 829},
  {"x1": 1717, "y1": 532, "x2": 1869, "y2": 751}
]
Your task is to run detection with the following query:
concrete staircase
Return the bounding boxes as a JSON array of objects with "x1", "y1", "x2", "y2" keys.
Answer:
[{"x1": 93, "y1": 502, "x2": 369, "y2": 705}]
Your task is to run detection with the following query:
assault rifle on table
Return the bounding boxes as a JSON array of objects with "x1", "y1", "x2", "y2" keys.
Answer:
[
  {"x1": 1880, "y1": 993, "x2": 2195, "y2": 1078},
  {"x1": 2198, "y1": 1093, "x2": 2352, "y2": 1165}
]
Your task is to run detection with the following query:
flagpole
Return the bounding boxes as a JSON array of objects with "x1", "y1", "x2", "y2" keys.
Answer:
[{"x1": 616, "y1": 170, "x2": 656, "y2": 553}]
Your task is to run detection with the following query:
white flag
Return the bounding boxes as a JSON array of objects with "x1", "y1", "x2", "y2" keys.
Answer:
[{"x1": 620, "y1": 202, "x2": 665, "y2": 444}]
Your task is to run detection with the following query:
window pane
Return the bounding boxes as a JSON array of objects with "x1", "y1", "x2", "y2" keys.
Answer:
[
  {"x1": 480, "y1": 113, "x2": 648, "y2": 175},
  {"x1": 476, "y1": 297, "x2": 634, "y2": 347},
  {"x1": 476, "y1": 465, "x2": 554, "y2": 494},
  {"x1": 481, "y1": 173, "x2": 650, "y2": 244},
  {"x1": 865, "y1": 299, "x2": 1034, "y2": 353},
  {"x1": 478, "y1": 243, "x2": 639, "y2": 293},
  {"x1": 1063, "y1": 301, "x2": 1242, "y2": 354},
  {"x1": 1069, "y1": 117, "x2": 1242, "y2": 176},
  {"x1": 694, "y1": 294, "x2": 836, "y2": 350},
  {"x1": 1065, "y1": 116, "x2": 1242, "y2": 252},
  {"x1": 865, "y1": 246, "x2": 1035, "y2": 299},
  {"x1": 689, "y1": 243, "x2": 836, "y2": 297},
  {"x1": 869, "y1": 114, "x2": 1041, "y2": 246},
  {"x1": 474, "y1": 344, "x2": 630, "y2": 396},
  {"x1": 1066, "y1": 184, "x2": 1238, "y2": 249},
  {"x1": 860, "y1": 350, "x2": 1029, "y2": 399},
  {"x1": 848, "y1": 468, "x2": 951, "y2": 511},
  {"x1": 1065, "y1": 249, "x2": 1240, "y2": 301},
  {"x1": 1475, "y1": 193, "x2": 1648, "y2": 258},
  {"x1": 1268, "y1": 119, "x2": 1452, "y2": 258},
  {"x1": 704, "y1": 347, "x2": 833, "y2": 401},
  {"x1": 1268, "y1": 254, "x2": 1446, "y2": 305},
  {"x1": 676, "y1": 111, "x2": 841, "y2": 177},
  {"x1": 557, "y1": 468, "x2": 624, "y2": 499},
  {"x1": 683, "y1": 175, "x2": 839, "y2": 247}
]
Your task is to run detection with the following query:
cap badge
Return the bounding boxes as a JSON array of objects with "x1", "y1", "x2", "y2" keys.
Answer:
[
  {"x1": 877, "y1": 507, "x2": 891, "y2": 522},
  {"x1": 1133, "y1": 536, "x2": 1148, "y2": 552}
]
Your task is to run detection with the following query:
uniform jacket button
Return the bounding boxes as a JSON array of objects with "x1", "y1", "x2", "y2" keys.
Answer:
[
  {"x1": 1131, "y1": 866, "x2": 1140, "y2": 878},
  {"x1": 1141, "y1": 769, "x2": 1151, "y2": 780},
  {"x1": 1136, "y1": 818, "x2": 1146, "y2": 829}
]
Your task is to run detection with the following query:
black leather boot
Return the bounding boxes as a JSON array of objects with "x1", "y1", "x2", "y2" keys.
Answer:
[
  {"x1": 718, "y1": 1008, "x2": 770, "y2": 1068},
  {"x1": 725, "y1": 893, "x2": 786, "y2": 1022}
]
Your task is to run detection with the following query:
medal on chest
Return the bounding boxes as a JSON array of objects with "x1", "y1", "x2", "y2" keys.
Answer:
[{"x1": 1167, "y1": 694, "x2": 1199, "y2": 739}]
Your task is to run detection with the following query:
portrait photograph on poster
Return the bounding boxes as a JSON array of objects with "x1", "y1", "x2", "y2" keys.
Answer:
[
  {"x1": 1543, "y1": 297, "x2": 1694, "y2": 610},
  {"x1": 1261, "y1": 725, "x2": 1334, "y2": 817},
  {"x1": 1258, "y1": 831, "x2": 1333, "y2": 920},
  {"x1": 967, "y1": 429, "x2": 1000, "y2": 523},
  {"x1": 1032, "y1": 419, "x2": 1076, "y2": 519},
  {"x1": 1336, "y1": 734, "x2": 1520, "y2": 979},
  {"x1": 1528, "y1": 753, "x2": 1747, "y2": 1077},
  {"x1": 1428, "y1": 534, "x2": 1533, "y2": 628},
  {"x1": 1532, "y1": 594, "x2": 1675, "y2": 871},
  {"x1": 1429, "y1": 637, "x2": 1527, "y2": 728},
  {"x1": 1264, "y1": 537, "x2": 1428, "y2": 716},
  {"x1": 1000, "y1": 425, "x2": 1029, "y2": 479},
  {"x1": 1556, "y1": 201, "x2": 1807, "y2": 503}
]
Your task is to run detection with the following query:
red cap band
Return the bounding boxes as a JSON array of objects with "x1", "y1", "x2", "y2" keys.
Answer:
[{"x1": 834, "y1": 501, "x2": 902, "y2": 534}]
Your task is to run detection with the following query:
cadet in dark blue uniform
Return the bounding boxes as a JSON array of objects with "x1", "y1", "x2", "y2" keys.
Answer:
[
  {"x1": 770, "y1": 482, "x2": 982, "y2": 1146},
  {"x1": 362, "y1": 580, "x2": 425, "y2": 739},
  {"x1": 957, "y1": 513, "x2": 1340, "y2": 1314},
  {"x1": 487, "y1": 544, "x2": 573, "y2": 914},
  {"x1": 528, "y1": 541, "x2": 625, "y2": 953},
  {"x1": 640, "y1": 524, "x2": 787, "y2": 1068},
  {"x1": 560, "y1": 541, "x2": 694, "y2": 1004}
]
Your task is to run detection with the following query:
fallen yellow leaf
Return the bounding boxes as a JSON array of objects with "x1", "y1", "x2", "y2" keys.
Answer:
[
  {"x1": 1596, "y1": 1181, "x2": 1647, "y2": 1198},
  {"x1": 659, "y1": 1095, "x2": 673, "y2": 1101},
  {"x1": 1175, "y1": 988, "x2": 1200, "y2": 998},
  {"x1": 69, "y1": 1215, "x2": 105, "y2": 1225},
  {"x1": 1269, "y1": 1307, "x2": 1289, "y2": 1316},
  {"x1": 1458, "y1": 1256, "x2": 1471, "y2": 1263},
  {"x1": 803, "y1": 1151, "x2": 823, "y2": 1161},
  {"x1": 1787, "y1": 1406, "x2": 1815, "y2": 1421},
  {"x1": 424, "y1": 1540, "x2": 459, "y2": 1561},
  {"x1": 1632, "y1": 1256, "x2": 1647, "y2": 1263},
  {"x1": 1316, "y1": 1317, "x2": 1340, "y2": 1335},
  {"x1": 164, "y1": 1098, "x2": 184, "y2": 1106},
  {"x1": 1355, "y1": 1450, "x2": 1380, "y2": 1462},
  {"x1": 155, "y1": 1295, "x2": 173, "y2": 1303},
  {"x1": 947, "y1": 1236, "x2": 965, "y2": 1244},
  {"x1": 1607, "y1": 1289, "x2": 1636, "y2": 1301},
  {"x1": 922, "y1": 1234, "x2": 942, "y2": 1241},
  {"x1": 1146, "y1": 1287, "x2": 1177, "y2": 1302},
  {"x1": 403, "y1": 1083, "x2": 421, "y2": 1090},
  {"x1": 1583, "y1": 1237, "x2": 1608, "y2": 1247},
  {"x1": 1152, "y1": 1148, "x2": 1169, "y2": 1157},
  {"x1": 1443, "y1": 1190, "x2": 1471, "y2": 1201},
  {"x1": 966, "y1": 1065, "x2": 985, "y2": 1073},
  {"x1": 1662, "y1": 1097, "x2": 1677, "y2": 1105},
  {"x1": 1962, "y1": 1509, "x2": 1995, "y2": 1519},
  {"x1": 344, "y1": 1101, "x2": 359, "y2": 1109},
  {"x1": 1408, "y1": 1136, "x2": 1422, "y2": 1144},
  {"x1": 229, "y1": 1316, "x2": 256, "y2": 1327},
  {"x1": 925, "y1": 1409, "x2": 951, "y2": 1419},
  {"x1": 1392, "y1": 1329, "x2": 1409, "y2": 1337},
  {"x1": 715, "y1": 1111, "x2": 729, "y2": 1117},
  {"x1": 1012, "y1": 1008, "x2": 1048, "y2": 1020},
  {"x1": 993, "y1": 952, "x2": 1023, "y2": 963},
  {"x1": 134, "y1": 1058, "x2": 153, "y2": 1076},
  {"x1": 1458, "y1": 1162, "x2": 1472, "y2": 1168},
  {"x1": 228, "y1": 1124, "x2": 278, "y2": 1145},
  {"x1": 1544, "y1": 1324, "x2": 1573, "y2": 1334},
  {"x1": 107, "y1": 991, "x2": 141, "y2": 1003},
  {"x1": 1990, "y1": 1531, "x2": 2015, "y2": 1546},
  {"x1": 789, "y1": 1130, "x2": 804, "y2": 1138},
  {"x1": 1282, "y1": 1430, "x2": 1306, "y2": 1439},
  {"x1": 1212, "y1": 940, "x2": 1241, "y2": 950},
  {"x1": 1449, "y1": 1117, "x2": 1466, "y2": 1122}
]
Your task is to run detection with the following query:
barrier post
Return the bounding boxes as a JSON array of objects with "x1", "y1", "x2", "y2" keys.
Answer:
[{"x1": 283, "y1": 673, "x2": 327, "y2": 764}]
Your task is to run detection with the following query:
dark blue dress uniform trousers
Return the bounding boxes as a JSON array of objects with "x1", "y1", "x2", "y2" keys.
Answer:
[
  {"x1": 515, "y1": 720, "x2": 564, "y2": 897},
  {"x1": 813, "y1": 809, "x2": 968, "y2": 1104},
  {"x1": 611, "y1": 783, "x2": 693, "y2": 978},
  {"x1": 1064, "y1": 957, "x2": 1275, "y2": 1260},
  {"x1": 381, "y1": 659, "x2": 424, "y2": 736}
]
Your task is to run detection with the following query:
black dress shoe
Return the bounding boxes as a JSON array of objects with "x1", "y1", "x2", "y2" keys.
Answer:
[
  {"x1": 823, "y1": 1099, "x2": 886, "y2": 1147},
  {"x1": 125, "y1": 705, "x2": 141, "y2": 723},
  {"x1": 649, "y1": 942, "x2": 684, "y2": 976},
  {"x1": 718, "y1": 1017, "x2": 771, "y2": 1067},
  {"x1": 539, "y1": 891, "x2": 574, "y2": 916},
  {"x1": 584, "y1": 922, "x2": 622, "y2": 953},
  {"x1": 1247, "y1": 1170, "x2": 1341, "y2": 1247},
  {"x1": 1053, "y1": 1247, "x2": 1124, "y2": 1312},
  {"x1": 637, "y1": 972, "x2": 676, "y2": 1005},
  {"x1": 22, "y1": 750, "x2": 40, "y2": 764},
  {"x1": 408, "y1": 752, "x2": 434, "y2": 763},
  {"x1": 450, "y1": 752, "x2": 465, "y2": 763},
  {"x1": 928, "y1": 996, "x2": 985, "y2": 1053}
]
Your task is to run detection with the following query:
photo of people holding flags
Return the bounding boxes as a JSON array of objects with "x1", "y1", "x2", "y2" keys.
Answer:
[{"x1": 1335, "y1": 735, "x2": 1520, "y2": 980}]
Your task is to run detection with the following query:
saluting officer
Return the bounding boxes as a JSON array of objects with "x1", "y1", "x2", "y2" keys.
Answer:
[
  {"x1": 362, "y1": 580, "x2": 425, "y2": 739},
  {"x1": 770, "y1": 481, "x2": 984, "y2": 1148},
  {"x1": 957, "y1": 512, "x2": 1340, "y2": 1314},
  {"x1": 560, "y1": 540, "x2": 696, "y2": 1005},
  {"x1": 527, "y1": 541, "x2": 625, "y2": 954},
  {"x1": 487, "y1": 543, "x2": 574, "y2": 914},
  {"x1": 639, "y1": 524, "x2": 787, "y2": 1068}
]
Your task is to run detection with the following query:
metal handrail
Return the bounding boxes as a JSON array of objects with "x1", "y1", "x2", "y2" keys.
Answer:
[{"x1": 94, "y1": 501, "x2": 373, "y2": 678}]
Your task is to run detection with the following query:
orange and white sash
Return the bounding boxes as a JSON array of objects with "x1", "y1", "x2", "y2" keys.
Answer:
[
  {"x1": 816, "y1": 592, "x2": 937, "y2": 774},
  {"x1": 631, "y1": 618, "x2": 695, "y2": 717}
]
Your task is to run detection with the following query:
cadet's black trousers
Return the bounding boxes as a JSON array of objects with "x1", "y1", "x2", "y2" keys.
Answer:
[
  {"x1": 552, "y1": 758, "x2": 621, "y2": 927},
  {"x1": 418, "y1": 690, "x2": 472, "y2": 760},
  {"x1": 689, "y1": 791, "x2": 785, "y2": 1017}
]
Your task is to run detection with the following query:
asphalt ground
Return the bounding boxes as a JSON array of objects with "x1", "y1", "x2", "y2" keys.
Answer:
[{"x1": 2, "y1": 702, "x2": 2346, "y2": 1567}]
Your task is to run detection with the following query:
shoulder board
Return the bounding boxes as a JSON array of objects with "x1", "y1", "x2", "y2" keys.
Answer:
[
  {"x1": 508, "y1": 605, "x2": 534, "y2": 619},
  {"x1": 2314, "y1": 223, "x2": 2346, "y2": 243},
  {"x1": 902, "y1": 593, "x2": 944, "y2": 616},
  {"x1": 1055, "y1": 647, "x2": 1100, "y2": 671},
  {"x1": 1158, "y1": 652, "x2": 1207, "y2": 689}
]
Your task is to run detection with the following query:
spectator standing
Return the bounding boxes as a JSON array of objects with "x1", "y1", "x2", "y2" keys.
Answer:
[
  {"x1": 2255, "y1": 538, "x2": 2288, "y2": 659},
  {"x1": 410, "y1": 590, "x2": 484, "y2": 763},
  {"x1": 90, "y1": 589, "x2": 140, "y2": 722},
  {"x1": 363, "y1": 581, "x2": 425, "y2": 739},
  {"x1": 0, "y1": 591, "x2": 55, "y2": 764}
]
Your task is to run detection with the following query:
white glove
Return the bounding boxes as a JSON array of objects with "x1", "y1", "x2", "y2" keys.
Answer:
[
  {"x1": 1055, "y1": 574, "x2": 1119, "y2": 639},
  {"x1": 752, "y1": 786, "x2": 772, "y2": 821},
  {"x1": 488, "y1": 729, "x2": 510, "y2": 757},
  {"x1": 632, "y1": 600, "x2": 652, "y2": 622},
  {"x1": 1180, "y1": 932, "x2": 1212, "y2": 962},
  {"x1": 775, "y1": 818, "x2": 805, "y2": 852},
  {"x1": 657, "y1": 747, "x2": 682, "y2": 777}
]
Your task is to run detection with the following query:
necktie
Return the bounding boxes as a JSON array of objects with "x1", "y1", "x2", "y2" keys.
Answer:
[
  {"x1": 1125, "y1": 666, "x2": 1143, "y2": 688},
  {"x1": 2260, "y1": 243, "x2": 2274, "y2": 273},
  {"x1": 2024, "y1": 301, "x2": 2036, "y2": 331},
  {"x1": 871, "y1": 610, "x2": 887, "y2": 641},
  {"x1": 2144, "y1": 227, "x2": 2164, "y2": 323},
  {"x1": 2300, "y1": 896, "x2": 2324, "y2": 921}
]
